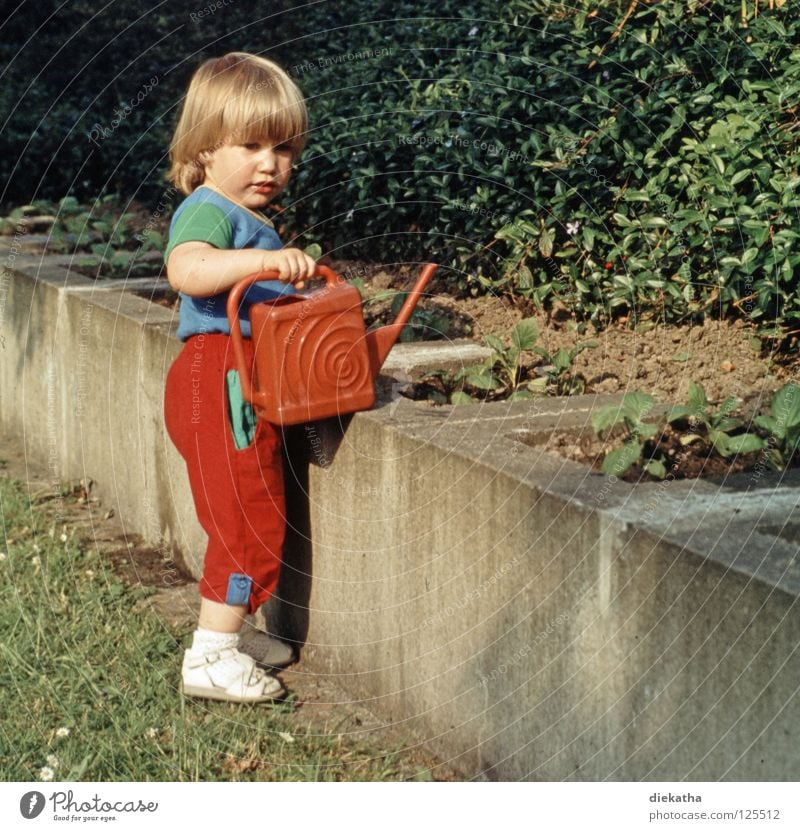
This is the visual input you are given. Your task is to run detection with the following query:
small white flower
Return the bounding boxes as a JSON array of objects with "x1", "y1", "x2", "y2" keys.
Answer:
[
  {"x1": 32, "y1": 544, "x2": 41, "y2": 553},
  {"x1": 278, "y1": 731, "x2": 295, "y2": 744},
  {"x1": 0, "y1": 552, "x2": 6, "y2": 562},
  {"x1": 55, "y1": 727, "x2": 71, "y2": 738},
  {"x1": 566, "y1": 221, "x2": 581, "y2": 236},
  {"x1": 60, "y1": 533, "x2": 67, "y2": 543},
  {"x1": 147, "y1": 728, "x2": 158, "y2": 738},
  {"x1": 344, "y1": 209, "x2": 354, "y2": 222},
  {"x1": 46, "y1": 754, "x2": 59, "y2": 768},
  {"x1": 602, "y1": 70, "x2": 610, "y2": 80},
  {"x1": 39, "y1": 766, "x2": 55, "y2": 781},
  {"x1": 31, "y1": 556, "x2": 41, "y2": 566},
  {"x1": 85, "y1": 570, "x2": 95, "y2": 579},
  {"x1": 468, "y1": 26, "x2": 479, "y2": 36}
]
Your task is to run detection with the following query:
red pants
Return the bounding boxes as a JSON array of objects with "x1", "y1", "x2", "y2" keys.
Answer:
[{"x1": 164, "y1": 334, "x2": 285, "y2": 614}]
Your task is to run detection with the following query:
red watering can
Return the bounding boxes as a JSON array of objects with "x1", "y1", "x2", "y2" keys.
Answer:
[{"x1": 227, "y1": 262, "x2": 438, "y2": 426}]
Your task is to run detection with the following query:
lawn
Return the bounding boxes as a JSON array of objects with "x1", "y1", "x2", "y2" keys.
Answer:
[{"x1": 0, "y1": 476, "x2": 430, "y2": 782}]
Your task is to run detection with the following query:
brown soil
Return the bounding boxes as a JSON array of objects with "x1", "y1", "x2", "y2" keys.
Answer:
[
  {"x1": 323, "y1": 257, "x2": 797, "y2": 407},
  {"x1": 323, "y1": 258, "x2": 798, "y2": 484},
  {"x1": 49, "y1": 242, "x2": 798, "y2": 412},
  {"x1": 532, "y1": 423, "x2": 797, "y2": 483}
]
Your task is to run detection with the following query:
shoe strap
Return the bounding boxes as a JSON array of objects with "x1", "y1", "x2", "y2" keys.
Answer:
[{"x1": 184, "y1": 646, "x2": 249, "y2": 670}]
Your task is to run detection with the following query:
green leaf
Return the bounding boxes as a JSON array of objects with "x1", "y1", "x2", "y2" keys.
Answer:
[
  {"x1": 687, "y1": 382, "x2": 707, "y2": 414},
  {"x1": 709, "y1": 429, "x2": 733, "y2": 458},
  {"x1": 553, "y1": 347, "x2": 571, "y2": 373},
  {"x1": 753, "y1": 414, "x2": 779, "y2": 436},
  {"x1": 612, "y1": 213, "x2": 632, "y2": 227},
  {"x1": 714, "y1": 416, "x2": 742, "y2": 434},
  {"x1": 450, "y1": 391, "x2": 476, "y2": 406},
  {"x1": 716, "y1": 397, "x2": 739, "y2": 419},
  {"x1": 495, "y1": 223, "x2": 521, "y2": 241},
  {"x1": 644, "y1": 459, "x2": 667, "y2": 479},
  {"x1": 512, "y1": 318, "x2": 539, "y2": 350},
  {"x1": 592, "y1": 405, "x2": 623, "y2": 438},
  {"x1": 772, "y1": 383, "x2": 800, "y2": 429},
  {"x1": 539, "y1": 227, "x2": 554, "y2": 258},
  {"x1": 635, "y1": 422, "x2": 658, "y2": 440},
  {"x1": 484, "y1": 334, "x2": 505, "y2": 354},
  {"x1": 467, "y1": 370, "x2": 501, "y2": 391},
  {"x1": 574, "y1": 339, "x2": 599, "y2": 355},
  {"x1": 509, "y1": 389, "x2": 534, "y2": 401},
  {"x1": 601, "y1": 441, "x2": 642, "y2": 477},
  {"x1": 620, "y1": 391, "x2": 655, "y2": 422},
  {"x1": 667, "y1": 405, "x2": 692, "y2": 423},
  {"x1": 724, "y1": 433, "x2": 766, "y2": 455},
  {"x1": 741, "y1": 248, "x2": 759, "y2": 266}
]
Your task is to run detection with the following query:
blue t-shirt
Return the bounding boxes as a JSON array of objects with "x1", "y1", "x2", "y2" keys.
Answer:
[{"x1": 164, "y1": 186, "x2": 295, "y2": 341}]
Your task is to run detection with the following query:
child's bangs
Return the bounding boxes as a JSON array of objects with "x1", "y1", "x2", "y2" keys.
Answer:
[{"x1": 224, "y1": 88, "x2": 307, "y2": 153}]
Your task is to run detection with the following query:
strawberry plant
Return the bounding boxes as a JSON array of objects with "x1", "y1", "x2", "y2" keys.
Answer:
[
  {"x1": 754, "y1": 382, "x2": 800, "y2": 469},
  {"x1": 530, "y1": 339, "x2": 599, "y2": 396},
  {"x1": 667, "y1": 382, "x2": 765, "y2": 458},
  {"x1": 463, "y1": 318, "x2": 541, "y2": 401},
  {"x1": 591, "y1": 392, "x2": 667, "y2": 479}
]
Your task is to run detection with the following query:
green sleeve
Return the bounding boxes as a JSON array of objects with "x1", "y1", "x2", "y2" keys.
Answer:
[{"x1": 163, "y1": 203, "x2": 234, "y2": 263}]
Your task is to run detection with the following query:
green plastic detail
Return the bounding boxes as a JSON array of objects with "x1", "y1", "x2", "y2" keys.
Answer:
[{"x1": 226, "y1": 369, "x2": 257, "y2": 450}]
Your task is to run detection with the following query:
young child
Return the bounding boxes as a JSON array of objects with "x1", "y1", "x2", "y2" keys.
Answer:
[{"x1": 163, "y1": 52, "x2": 316, "y2": 703}]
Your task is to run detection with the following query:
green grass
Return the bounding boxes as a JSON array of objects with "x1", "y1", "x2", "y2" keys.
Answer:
[{"x1": 0, "y1": 476, "x2": 430, "y2": 782}]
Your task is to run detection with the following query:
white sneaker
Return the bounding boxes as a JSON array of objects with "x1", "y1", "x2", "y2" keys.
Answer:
[{"x1": 181, "y1": 646, "x2": 285, "y2": 703}]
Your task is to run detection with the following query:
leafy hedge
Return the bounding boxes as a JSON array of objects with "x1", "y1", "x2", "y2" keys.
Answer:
[
  {"x1": 2, "y1": 1, "x2": 798, "y2": 330},
  {"x1": 288, "y1": 0, "x2": 800, "y2": 330}
]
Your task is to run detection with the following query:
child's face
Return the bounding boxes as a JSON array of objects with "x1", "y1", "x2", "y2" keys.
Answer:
[{"x1": 201, "y1": 138, "x2": 293, "y2": 209}]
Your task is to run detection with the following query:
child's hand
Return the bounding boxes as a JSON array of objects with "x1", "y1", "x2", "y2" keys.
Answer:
[{"x1": 261, "y1": 248, "x2": 317, "y2": 289}]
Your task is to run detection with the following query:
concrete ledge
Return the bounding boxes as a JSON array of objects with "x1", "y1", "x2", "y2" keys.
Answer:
[
  {"x1": 269, "y1": 399, "x2": 800, "y2": 780},
  {"x1": 0, "y1": 250, "x2": 204, "y2": 572},
  {"x1": 2, "y1": 250, "x2": 798, "y2": 781}
]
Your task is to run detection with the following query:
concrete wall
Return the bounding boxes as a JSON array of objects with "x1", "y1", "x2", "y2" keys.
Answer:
[
  {"x1": 0, "y1": 255, "x2": 205, "y2": 570},
  {"x1": 2, "y1": 253, "x2": 799, "y2": 780},
  {"x1": 268, "y1": 403, "x2": 800, "y2": 781}
]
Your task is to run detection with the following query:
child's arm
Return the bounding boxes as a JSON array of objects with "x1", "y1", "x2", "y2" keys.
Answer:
[{"x1": 167, "y1": 242, "x2": 316, "y2": 298}]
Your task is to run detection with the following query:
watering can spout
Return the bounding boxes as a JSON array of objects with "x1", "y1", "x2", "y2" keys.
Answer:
[{"x1": 365, "y1": 263, "x2": 438, "y2": 376}]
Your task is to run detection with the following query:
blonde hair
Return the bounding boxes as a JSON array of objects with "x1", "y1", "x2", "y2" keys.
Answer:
[{"x1": 168, "y1": 52, "x2": 308, "y2": 194}]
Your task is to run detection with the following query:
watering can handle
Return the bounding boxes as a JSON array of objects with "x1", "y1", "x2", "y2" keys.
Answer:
[{"x1": 226, "y1": 264, "x2": 343, "y2": 405}]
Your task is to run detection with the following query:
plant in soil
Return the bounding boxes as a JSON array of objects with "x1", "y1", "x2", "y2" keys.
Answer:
[
  {"x1": 587, "y1": 382, "x2": 800, "y2": 482},
  {"x1": 417, "y1": 317, "x2": 542, "y2": 404},
  {"x1": 529, "y1": 339, "x2": 599, "y2": 396},
  {"x1": 591, "y1": 392, "x2": 668, "y2": 479},
  {"x1": 1, "y1": 196, "x2": 165, "y2": 279},
  {"x1": 753, "y1": 382, "x2": 800, "y2": 469},
  {"x1": 666, "y1": 382, "x2": 766, "y2": 460},
  {"x1": 414, "y1": 318, "x2": 598, "y2": 404}
]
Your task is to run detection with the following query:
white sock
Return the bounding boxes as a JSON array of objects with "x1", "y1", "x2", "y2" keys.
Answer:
[{"x1": 190, "y1": 627, "x2": 240, "y2": 654}]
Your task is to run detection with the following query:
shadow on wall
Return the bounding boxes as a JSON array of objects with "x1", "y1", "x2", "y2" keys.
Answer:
[{"x1": 263, "y1": 415, "x2": 351, "y2": 652}]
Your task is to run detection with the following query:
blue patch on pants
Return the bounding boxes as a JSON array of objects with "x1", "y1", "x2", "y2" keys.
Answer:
[{"x1": 226, "y1": 573, "x2": 253, "y2": 606}]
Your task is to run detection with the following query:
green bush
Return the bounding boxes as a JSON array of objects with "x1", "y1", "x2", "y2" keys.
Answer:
[
  {"x1": 288, "y1": 0, "x2": 800, "y2": 330},
  {"x1": 2, "y1": 1, "x2": 797, "y2": 332}
]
